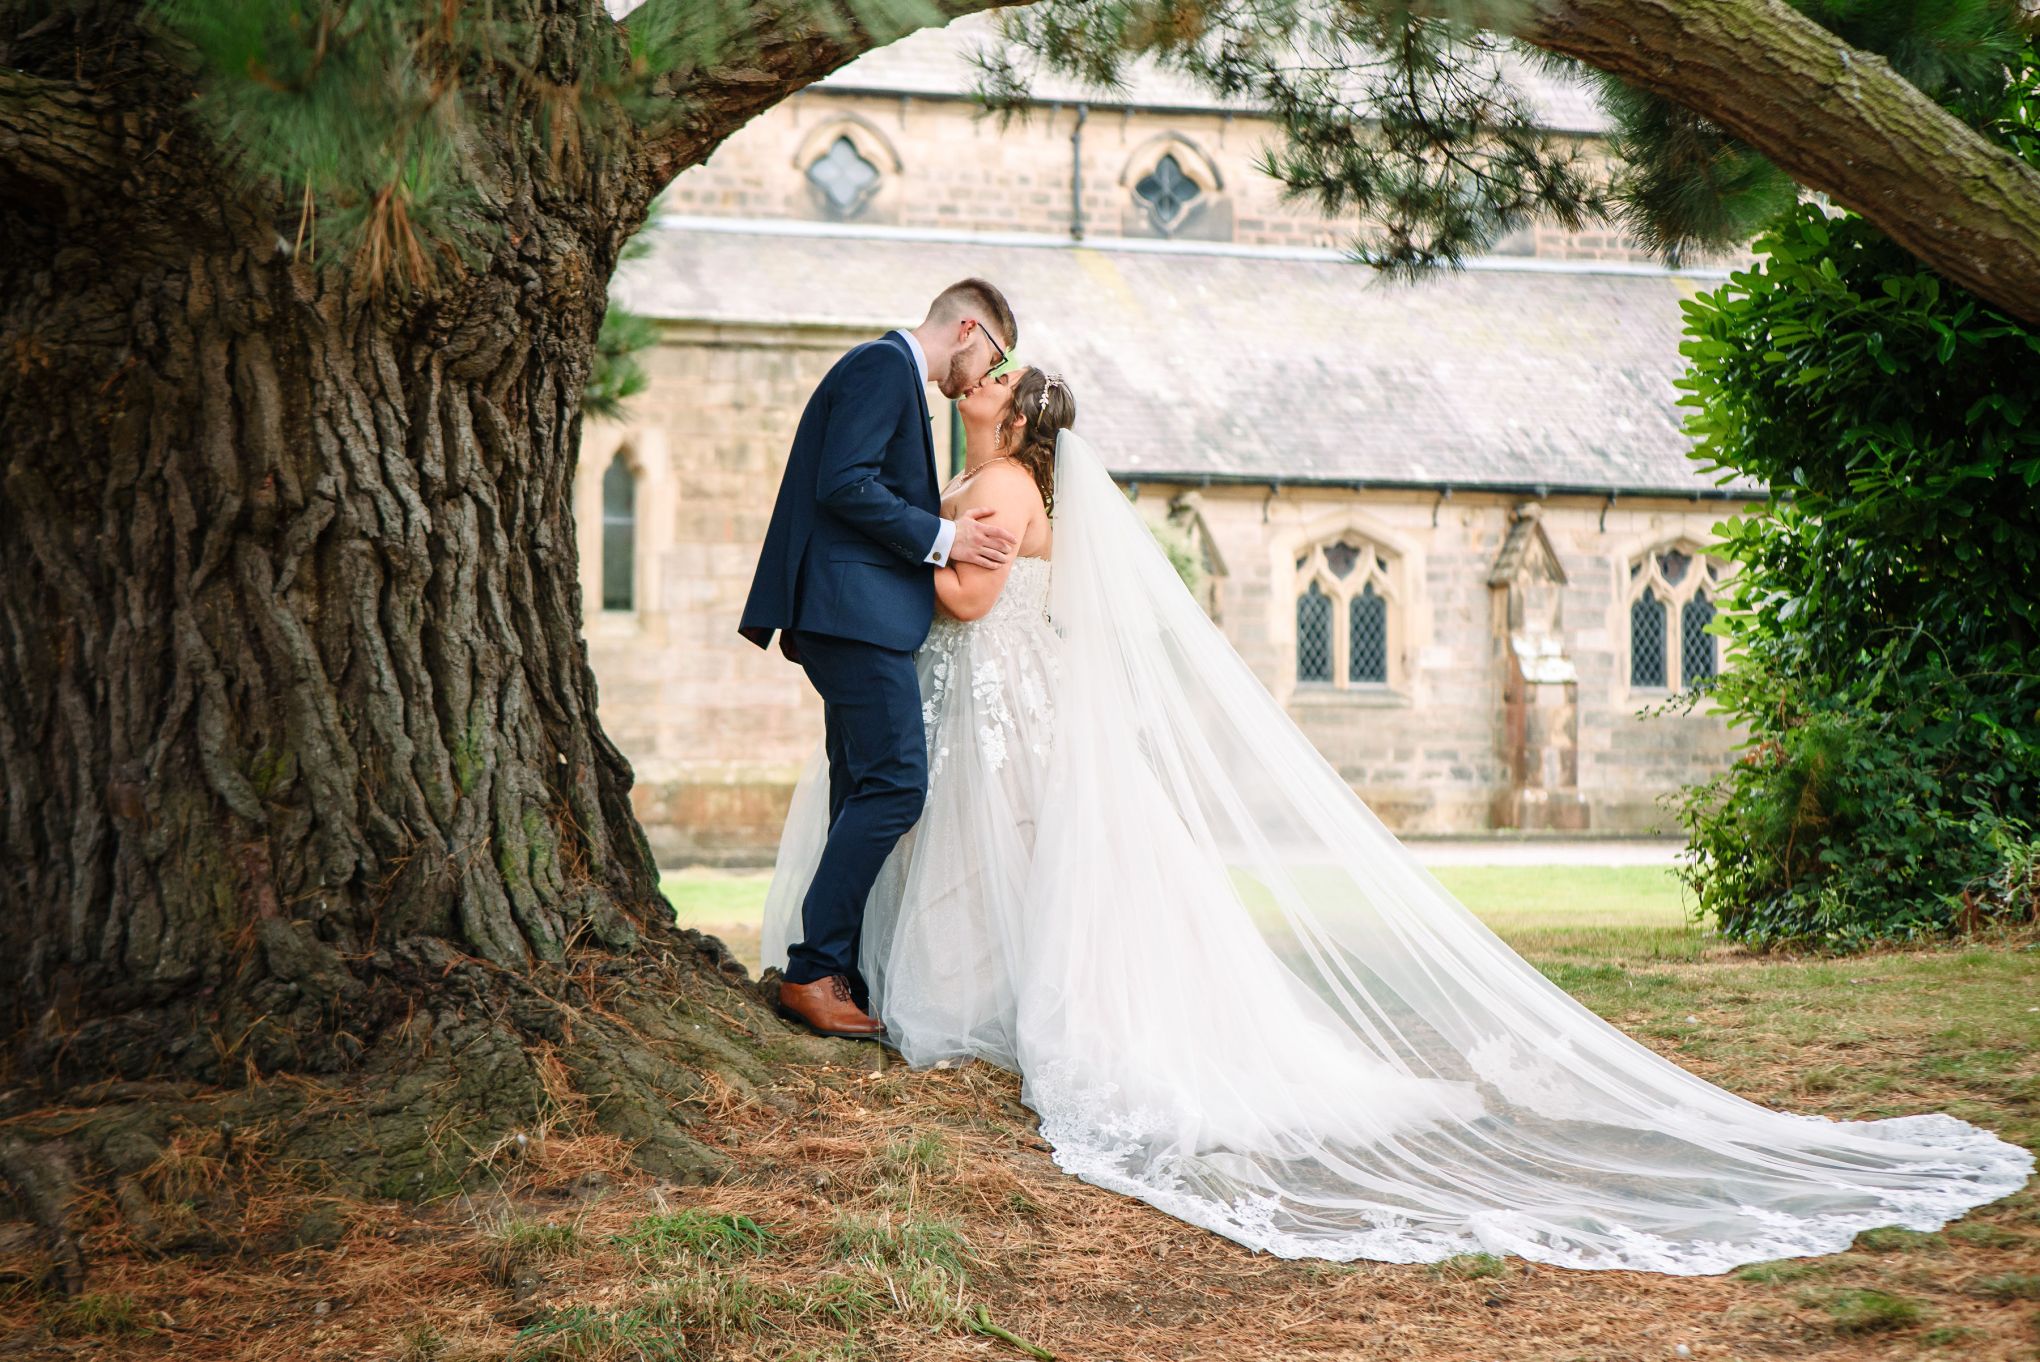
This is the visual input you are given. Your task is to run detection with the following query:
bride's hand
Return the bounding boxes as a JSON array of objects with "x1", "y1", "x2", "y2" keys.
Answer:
[{"x1": 951, "y1": 507, "x2": 1017, "y2": 569}]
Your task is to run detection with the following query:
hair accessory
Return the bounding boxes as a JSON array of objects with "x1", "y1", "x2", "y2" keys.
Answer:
[{"x1": 1037, "y1": 372, "x2": 1065, "y2": 416}]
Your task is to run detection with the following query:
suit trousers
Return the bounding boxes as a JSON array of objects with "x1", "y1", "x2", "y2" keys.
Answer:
[{"x1": 783, "y1": 630, "x2": 928, "y2": 986}]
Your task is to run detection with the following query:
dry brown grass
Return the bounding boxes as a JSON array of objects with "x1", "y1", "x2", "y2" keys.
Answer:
[
  {"x1": 1, "y1": 1035, "x2": 2035, "y2": 1362},
  {"x1": 5, "y1": 892, "x2": 2038, "y2": 1361}
]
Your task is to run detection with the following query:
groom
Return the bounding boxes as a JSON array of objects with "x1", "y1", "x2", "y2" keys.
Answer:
[{"x1": 740, "y1": 279, "x2": 1020, "y2": 1039}]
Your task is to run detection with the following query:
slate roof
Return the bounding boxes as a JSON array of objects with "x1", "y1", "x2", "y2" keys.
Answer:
[
  {"x1": 816, "y1": 13, "x2": 1613, "y2": 135},
  {"x1": 615, "y1": 223, "x2": 1762, "y2": 499}
]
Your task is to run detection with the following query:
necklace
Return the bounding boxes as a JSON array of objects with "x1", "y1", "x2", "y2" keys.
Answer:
[{"x1": 961, "y1": 453, "x2": 1022, "y2": 481}]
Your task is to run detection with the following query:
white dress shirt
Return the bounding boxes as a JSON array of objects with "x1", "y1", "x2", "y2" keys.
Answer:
[{"x1": 894, "y1": 328, "x2": 956, "y2": 567}]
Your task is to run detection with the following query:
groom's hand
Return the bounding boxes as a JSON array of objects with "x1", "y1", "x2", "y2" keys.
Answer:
[{"x1": 950, "y1": 507, "x2": 1017, "y2": 569}]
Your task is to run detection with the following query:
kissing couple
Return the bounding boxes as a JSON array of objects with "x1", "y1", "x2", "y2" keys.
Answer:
[{"x1": 737, "y1": 279, "x2": 2029, "y2": 1273}]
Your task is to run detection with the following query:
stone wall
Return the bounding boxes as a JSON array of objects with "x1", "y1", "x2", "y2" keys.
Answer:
[
  {"x1": 576, "y1": 324, "x2": 1751, "y2": 863},
  {"x1": 576, "y1": 324, "x2": 862, "y2": 865},
  {"x1": 1150, "y1": 484, "x2": 1745, "y2": 835},
  {"x1": 660, "y1": 90, "x2": 1654, "y2": 264},
  {"x1": 589, "y1": 50, "x2": 1749, "y2": 863}
]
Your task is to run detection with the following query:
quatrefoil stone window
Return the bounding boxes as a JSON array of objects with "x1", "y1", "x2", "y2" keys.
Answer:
[
  {"x1": 808, "y1": 136, "x2": 881, "y2": 218},
  {"x1": 1134, "y1": 154, "x2": 1202, "y2": 234}
]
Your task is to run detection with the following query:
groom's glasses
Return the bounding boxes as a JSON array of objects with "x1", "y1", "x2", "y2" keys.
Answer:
[{"x1": 972, "y1": 319, "x2": 1014, "y2": 380}]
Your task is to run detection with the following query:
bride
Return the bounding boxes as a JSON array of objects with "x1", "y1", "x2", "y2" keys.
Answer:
[{"x1": 763, "y1": 366, "x2": 2032, "y2": 1274}]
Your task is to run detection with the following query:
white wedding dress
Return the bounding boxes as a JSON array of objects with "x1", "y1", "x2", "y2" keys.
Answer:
[{"x1": 764, "y1": 431, "x2": 2032, "y2": 1274}]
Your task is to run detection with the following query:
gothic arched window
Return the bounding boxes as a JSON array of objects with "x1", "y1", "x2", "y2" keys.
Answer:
[
  {"x1": 1629, "y1": 595, "x2": 1667, "y2": 687},
  {"x1": 1295, "y1": 536, "x2": 1397, "y2": 689},
  {"x1": 1349, "y1": 583, "x2": 1388, "y2": 684},
  {"x1": 1297, "y1": 580, "x2": 1333, "y2": 683},
  {"x1": 1682, "y1": 590, "x2": 1719, "y2": 683},
  {"x1": 601, "y1": 451, "x2": 637, "y2": 613},
  {"x1": 1627, "y1": 545, "x2": 1724, "y2": 689}
]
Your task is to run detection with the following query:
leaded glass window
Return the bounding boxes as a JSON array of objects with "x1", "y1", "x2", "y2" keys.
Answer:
[
  {"x1": 1349, "y1": 584, "x2": 1388, "y2": 684},
  {"x1": 602, "y1": 452, "x2": 636, "y2": 612},
  {"x1": 1628, "y1": 542, "x2": 1730, "y2": 690},
  {"x1": 1294, "y1": 535, "x2": 1396, "y2": 690},
  {"x1": 1682, "y1": 590, "x2": 1718, "y2": 683},
  {"x1": 808, "y1": 136, "x2": 880, "y2": 218},
  {"x1": 1630, "y1": 595, "x2": 1667, "y2": 687},
  {"x1": 1134, "y1": 154, "x2": 1201, "y2": 234},
  {"x1": 1296, "y1": 581, "x2": 1333, "y2": 683}
]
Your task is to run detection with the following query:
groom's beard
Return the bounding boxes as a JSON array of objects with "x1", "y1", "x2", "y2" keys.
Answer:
[{"x1": 936, "y1": 352, "x2": 973, "y2": 400}]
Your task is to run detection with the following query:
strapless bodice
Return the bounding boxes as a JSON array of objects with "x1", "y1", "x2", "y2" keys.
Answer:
[{"x1": 926, "y1": 555, "x2": 1051, "y2": 643}]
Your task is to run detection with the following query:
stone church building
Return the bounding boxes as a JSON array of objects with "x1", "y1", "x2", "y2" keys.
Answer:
[{"x1": 579, "y1": 17, "x2": 1762, "y2": 864}]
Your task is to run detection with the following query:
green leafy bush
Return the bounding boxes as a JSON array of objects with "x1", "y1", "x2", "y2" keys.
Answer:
[{"x1": 1672, "y1": 49, "x2": 2040, "y2": 947}]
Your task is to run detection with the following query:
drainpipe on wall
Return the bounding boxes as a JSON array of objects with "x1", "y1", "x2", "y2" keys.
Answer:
[{"x1": 1070, "y1": 103, "x2": 1088, "y2": 242}]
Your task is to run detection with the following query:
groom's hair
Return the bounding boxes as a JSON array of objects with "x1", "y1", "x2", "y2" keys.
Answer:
[{"x1": 926, "y1": 278, "x2": 1017, "y2": 348}]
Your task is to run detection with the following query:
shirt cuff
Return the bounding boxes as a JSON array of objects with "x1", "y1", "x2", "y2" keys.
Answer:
[{"x1": 925, "y1": 518, "x2": 956, "y2": 567}]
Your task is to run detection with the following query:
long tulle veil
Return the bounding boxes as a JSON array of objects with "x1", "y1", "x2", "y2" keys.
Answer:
[{"x1": 1005, "y1": 427, "x2": 2030, "y2": 1271}]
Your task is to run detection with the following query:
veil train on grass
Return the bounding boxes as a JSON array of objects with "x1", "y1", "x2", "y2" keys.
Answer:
[{"x1": 768, "y1": 428, "x2": 2032, "y2": 1272}]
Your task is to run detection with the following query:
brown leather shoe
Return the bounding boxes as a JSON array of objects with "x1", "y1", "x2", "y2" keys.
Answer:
[{"x1": 776, "y1": 975, "x2": 886, "y2": 1040}]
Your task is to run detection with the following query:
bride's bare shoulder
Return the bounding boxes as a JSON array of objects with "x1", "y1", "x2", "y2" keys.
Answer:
[{"x1": 967, "y1": 459, "x2": 1047, "y2": 511}]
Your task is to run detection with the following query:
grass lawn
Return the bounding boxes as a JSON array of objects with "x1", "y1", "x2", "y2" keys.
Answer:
[
  {"x1": 661, "y1": 861, "x2": 1705, "y2": 975},
  {"x1": 8, "y1": 865, "x2": 2033, "y2": 1362}
]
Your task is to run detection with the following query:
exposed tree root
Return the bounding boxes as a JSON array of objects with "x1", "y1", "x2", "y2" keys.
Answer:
[{"x1": 0, "y1": 930, "x2": 851, "y2": 1295}]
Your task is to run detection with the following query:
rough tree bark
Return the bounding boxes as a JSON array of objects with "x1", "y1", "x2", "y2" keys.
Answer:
[
  {"x1": 1512, "y1": 0, "x2": 2040, "y2": 324},
  {"x1": 0, "y1": 0, "x2": 1013, "y2": 1272}
]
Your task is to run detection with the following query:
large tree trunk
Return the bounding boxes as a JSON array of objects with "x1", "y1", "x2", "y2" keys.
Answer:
[
  {"x1": 0, "y1": 5, "x2": 1030, "y2": 1278},
  {"x1": 0, "y1": 1, "x2": 1002, "y2": 1268},
  {"x1": 2, "y1": 168, "x2": 657, "y2": 1082}
]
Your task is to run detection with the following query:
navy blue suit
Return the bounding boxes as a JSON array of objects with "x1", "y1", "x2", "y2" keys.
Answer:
[{"x1": 740, "y1": 334, "x2": 944, "y2": 987}]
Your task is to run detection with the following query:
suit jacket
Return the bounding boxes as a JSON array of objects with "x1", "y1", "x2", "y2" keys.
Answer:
[{"x1": 739, "y1": 333, "x2": 943, "y2": 657}]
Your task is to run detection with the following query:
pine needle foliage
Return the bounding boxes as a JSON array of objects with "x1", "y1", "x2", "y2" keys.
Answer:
[
  {"x1": 1583, "y1": 0, "x2": 2033, "y2": 261},
  {"x1": 987, "y1": 0, "x2": 2037, "y2": 271},
  {"x1": 139, "y1": 0, "x2": 946, "y2": 292},
  {"x1": 981, "y1": 1, "x2": 1602, "y2": 276},
  {"x1": 586, "y1": 226, "x2": 656, "y2": 420}
]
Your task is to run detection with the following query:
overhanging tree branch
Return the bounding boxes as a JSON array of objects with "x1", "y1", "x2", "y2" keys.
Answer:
[
  {"x1": 988, "y1": 0, "x2": 2040, "y2": 323},
  {"x1": 623, "y1": 0, "x2": 1028, "y2": 193},
  {"x1": 1508, "y1": 0, "x2": 2040, "y2": 325},
  {"x1": 0, "y1": 68, "x2": 125, "y2": 199}
]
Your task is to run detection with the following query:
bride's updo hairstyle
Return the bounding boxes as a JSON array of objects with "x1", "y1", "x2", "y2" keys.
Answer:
[{"x1": 996, "y1": 367, "x2": 1076, "y2": 517}]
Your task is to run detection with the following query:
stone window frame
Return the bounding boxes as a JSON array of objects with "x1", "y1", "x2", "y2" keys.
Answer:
[
  {"x1": 577, "y1": 424, "x2": 667, "y2": 636},
  {"x1": 1623, "y1": 539, "x2": 1726, "y2": 692},
  {"x1": 1117, "y1": 132, "x2": 1225, "y2": 238},
  {"x1": 791, "y1": 114, "x2": 903, "y2": 221},
  {"x1": 1291, "y1": 533, "x2": 1402, "y2": 693},
  {"x1": 601, "y1": 448, "x2": 639, "y2": 614}
]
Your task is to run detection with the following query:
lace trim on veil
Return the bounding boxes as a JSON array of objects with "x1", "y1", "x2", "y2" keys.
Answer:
[{"x1": 1012, "y1": 428, "x2": 2031, "y2": 1274}]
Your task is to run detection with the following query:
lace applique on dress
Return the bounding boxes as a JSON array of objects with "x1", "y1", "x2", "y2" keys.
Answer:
[{"x1": 919, "y1": 558, "x2": 1054, "y2": 780}]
